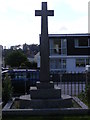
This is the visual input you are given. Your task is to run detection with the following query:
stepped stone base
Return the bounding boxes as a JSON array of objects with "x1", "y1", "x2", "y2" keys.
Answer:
[
  {"x1": 30, "y1": 82, "x2": 61, "y2": 99},
  {"x1": 36, "y1": 82, "x2": 54, "y2": 89},
  {"x1": 20, "y1": 97, "x2": 72, "y2": 109},
  {"x1": 30, "y1": 88, "x2": 61, "y2": 99},
  {"x1": 30, "y1": 82, "x2": 61, "y2": 108}
]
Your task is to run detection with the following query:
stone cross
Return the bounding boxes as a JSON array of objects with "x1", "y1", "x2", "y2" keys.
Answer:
[{"x1": 35, "y1": 2, "x2": 54, "y2": 82}]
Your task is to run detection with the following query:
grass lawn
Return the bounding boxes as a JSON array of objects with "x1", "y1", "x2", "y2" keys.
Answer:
[{"x1": 2, "y1": 116, "x2": 90, "y2": 120}]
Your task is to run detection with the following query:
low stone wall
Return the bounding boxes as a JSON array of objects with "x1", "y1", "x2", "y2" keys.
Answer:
[
  {"x1": 13, "y1": 98, "x2": 73, "y2": 109},
  {"x1": 2, "y1": 97, "x2": 89, "y2": 116},
  {"x1": 2, "y1": 108, "x2": 90, "y2": 116}
]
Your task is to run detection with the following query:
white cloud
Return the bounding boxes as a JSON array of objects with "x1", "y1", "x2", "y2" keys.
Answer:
[
  {"x1": 65, "y1": 0, "x2": 89, "y2": 13},
  {"x1": 67, "y1": 16, "x2": 88, "y2": 33},
  {"x1": 0, "y1": 0, "x2": 56, "y2": 13},
  {"x1": 0, "y1": 15, "x2": 41, "y2": 47},
  {"x1": 0, "y1": 1, "x2": 8, "y2": 13},
  {"x1": 48, "y1": 15, "x2": 88, "y2": 34},
  {"x1": 0, "y1": 0, "x2": 88, "y2": 48}
]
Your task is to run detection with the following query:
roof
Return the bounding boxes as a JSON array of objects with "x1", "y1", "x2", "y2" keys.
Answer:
[{"x1": 48, "y1": 33, "x2": 90, "y2": 37}]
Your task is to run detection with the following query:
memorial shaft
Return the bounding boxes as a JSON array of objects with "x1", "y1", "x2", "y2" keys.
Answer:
[{"x1": 35, "y1": 2, "x2": 54, "y2": 82}]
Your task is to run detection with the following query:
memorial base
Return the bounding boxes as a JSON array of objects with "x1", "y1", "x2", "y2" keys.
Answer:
[
  {"x1": 30, "y1": 82, "x2": 61, "y2": 99},
  {"x1": 20, "y1": 97, "x2": 72, "y2": 109},
  {"x1": 30, "y1": 88, "x2": 61, "y2": 99},
  {"x1": 30, "y1": 82, "x2": 62, "y2": 108}
]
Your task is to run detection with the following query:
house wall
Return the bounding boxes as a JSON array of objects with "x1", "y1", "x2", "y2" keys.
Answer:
[
  {"x1": 67, "y1": 36, "x2": 90, "y2": 55},
  {"x1": 67, "y1": 57, "x2": 85, "y2": 73},
  {"x1": 67, "y1": 58, "x2": 75, "y2": 72},
  {"x1": 49, "y1": 34, "x2": 90, "y2": 73},
  {"x1": 36, "y1": 34, "x2": 90, "y2": 73}
]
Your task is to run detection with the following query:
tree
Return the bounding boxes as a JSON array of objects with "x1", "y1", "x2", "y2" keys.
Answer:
[
  {"x1": 24, "y1": 61, "x2": 37, "y2": 69},
  {"x1": 31, "y1": 62, "x2": 37, "y2": 69},
  {"x1": 5, "y1": 50, "x2": 28, "y2": 68},
  {"x1": 2, "y1": 73, "x2": 13, "y2": 103}
]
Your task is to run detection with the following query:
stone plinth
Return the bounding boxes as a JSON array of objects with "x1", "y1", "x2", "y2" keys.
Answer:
[
  {"x1": 36, "y1": 82, "x2": 54, "y2": 89},
  {"x1": 19, "y1": 97, "x2": 72, "y2": 109},
  {"x1": 30, "y1": 81, "x2": 61, "y2": 100},
  {"x1": 30, "y1": 88, "x2": 61, "y2": 99}
]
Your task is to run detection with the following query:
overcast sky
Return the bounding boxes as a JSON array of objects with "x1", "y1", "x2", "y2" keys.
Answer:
[{"x1": 0, "y1": 0, "x2": 89, "y2": 48}]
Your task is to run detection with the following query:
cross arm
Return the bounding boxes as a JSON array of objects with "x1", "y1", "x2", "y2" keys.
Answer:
[
  {"x1": 35, "y1": 10, "x2": 42, "y2": 16},
  {"x1": 47, "y1": 10, "x2": 54, "y2": 16}
]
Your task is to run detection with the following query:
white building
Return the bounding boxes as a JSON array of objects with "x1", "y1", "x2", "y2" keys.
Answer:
[{"x1": 36, "y1": 33, "x2": 90, "y2": 73}]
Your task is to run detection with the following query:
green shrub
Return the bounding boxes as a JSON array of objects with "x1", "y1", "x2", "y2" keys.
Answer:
[{"x1": 2, "y1": 73, "x2": 13, "y2": 104}]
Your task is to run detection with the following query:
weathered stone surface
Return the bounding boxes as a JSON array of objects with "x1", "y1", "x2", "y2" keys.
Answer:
[
  {"x1": 2, "y1": 96, "x2": 89, "y2": 116},
  {"x1": 2, "y1": 108, "x2": 89, "y2": 116},
  {"x1": 36, "y1": 82, "x2": 54, "y2": 89},
  {"x1": 30, "y1": 2, "x2": 61, "y2": 101},
  {"x1": 30, "y1": 2, "x2": 60, "y2": 109},
  {"x1": 30, "y1": 88, "x2": 61, "y2": 99},
  {"x1": 19, "y1": 98, "x2": 72, "y2": 109},
  {"x1": 35, "y1": 2, "x2": 54, "y2": 82}
]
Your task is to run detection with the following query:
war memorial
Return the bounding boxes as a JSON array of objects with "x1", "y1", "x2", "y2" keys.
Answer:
[{"x1": 2, "y1": 2, "x2": 89, "y2": 116}]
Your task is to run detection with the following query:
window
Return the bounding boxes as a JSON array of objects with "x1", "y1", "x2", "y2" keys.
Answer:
[
  {"x1": 50, "y1": 59, "x2": 56, "y2": 69},
  {"x1": 86, "y1": 58, "x2": 90, "y2": 65},
  {"x1": 61, "y1": 49, "x2": 67, "y2": 55},
  {"x1": 50, "y1": 59, "x2": 61, "y2": 69},
  {"x1": 50, "y1": 39, "x2": 67, "y2": 55},
  {"x1": 61, "y1": 39, "x2": 67, "y2": 55},
  {"x1": 50, "y1": 39, "x2": 61, "y2": 55},
  {"x1": 54, "y1": 40, "x2": 61, "y2": 54},
  {"x1": 76, "y1": 59, "x2": 85, "y2": 67},
  {"x1": 89, "y1": 39, "x2": 90, "y2": 46},
  {"x1": 79, "y1": 39, "x2": 88, "y2": 46},
  {"x1": 75, "y1": 38, "x2": 89, "y2": 47},
  {"x1": 50, "y1": 59, "x2": 66, "y2": 69},
  {"x1": 75, "y1": 39, "x2": 78, "y2": 47},
  {"x1": 62, "y1": 59, "x2": 66, "y2": 68},
  {"x1": 50, "y1": 39, "x2": 53, "y2": 49},
  {"x1": 76, "y1": 58, "x2": 90, "y2": 67}
]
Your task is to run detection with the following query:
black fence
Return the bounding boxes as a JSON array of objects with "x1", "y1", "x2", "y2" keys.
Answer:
[
  {"x1": 2, "y1": 70, "x2": 87, "y2": 96},
  {"x1": 51, "y1": 72, "x2": 86, "y2": 82},
  {"x1": 51, "y1": 72, "x2": 86, "y2": 96}
]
